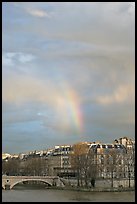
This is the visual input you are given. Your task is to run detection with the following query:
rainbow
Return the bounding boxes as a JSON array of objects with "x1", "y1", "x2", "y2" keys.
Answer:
[
  {"x1": 58, "y1": 83, "x2": 83, "y2": 134},
  {"x1": 66, "y1": 89, "x2": 83, "y2": 133}
]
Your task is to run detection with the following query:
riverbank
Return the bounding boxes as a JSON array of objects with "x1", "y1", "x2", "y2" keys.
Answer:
[{"x1": 48, "y1": 186, "x2": 135, "y2": 192}]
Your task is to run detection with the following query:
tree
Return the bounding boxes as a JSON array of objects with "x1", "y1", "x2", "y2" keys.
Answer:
[
  {"x1": 71, "y1": 142, "x2": 97, "y2": 188},
  {"x1": 87, "y1": 148, "x2": 97, "y2": 187},
  {"x1": 106, "y1": 149, "x2": 118, "y2": 188},
  {"x1": 20, "y1": 157, "x2": 44, "y2": 176},
  {"x1": 71, "y1": 142, "x2": 89, "y2": 187},
  {"x1": 2, "y1": 158, "x2": 20, "y2": 176},
  {"x1": 124, "y1": 148, "x2": 135, "y2": 188}
]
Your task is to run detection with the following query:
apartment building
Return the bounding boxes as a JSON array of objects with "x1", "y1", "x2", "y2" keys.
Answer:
[{"x1": 90, "y1": 143, "x2": 127, "y2": 179}]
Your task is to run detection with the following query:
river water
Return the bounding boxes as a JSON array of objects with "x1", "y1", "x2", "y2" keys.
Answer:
[{"x1": 2, "y1": 188, "x2": 135, "y2": 202}]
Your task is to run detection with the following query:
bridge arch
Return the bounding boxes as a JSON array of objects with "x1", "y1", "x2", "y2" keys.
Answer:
[{"x1": 10, "y1": 179, "x2": 53, "y2": 189}]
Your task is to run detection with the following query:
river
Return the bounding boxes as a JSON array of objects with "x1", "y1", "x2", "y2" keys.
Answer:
[{"x1": 2, "y1": 187, "x2": 135, "y2": 202}]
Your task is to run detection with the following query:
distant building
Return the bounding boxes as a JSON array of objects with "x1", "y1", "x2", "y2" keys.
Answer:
[
  {"x1": 2, "y1": 137, "x2": 135, "y2": 181},
  {"x1": 2, "y1": 153, "x2": 12, "y2": 160},
  {"x1": 45, "y1": 144, "x2": 76, "y2": 177},
  {"x1": 113, "y1": 136, "x2": 135, "y2": 151},
  {"x1": 90, "y1": 143, "x2": 127, "y2": 179}
]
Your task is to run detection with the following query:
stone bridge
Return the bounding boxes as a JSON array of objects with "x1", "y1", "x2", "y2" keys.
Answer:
[{"x1": 2, "y1": 176, "x2": 66, "y2": 190}]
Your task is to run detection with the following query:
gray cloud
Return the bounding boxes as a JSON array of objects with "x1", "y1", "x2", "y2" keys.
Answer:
[{"x1": 2, "y1": 2, "x2": 135, "y2": 153}]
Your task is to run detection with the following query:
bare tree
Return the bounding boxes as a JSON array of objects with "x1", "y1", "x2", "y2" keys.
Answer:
[
  {"x1": 2, "y1": 158, "x2": 20, "y2": 176},
  {"x1": 19, "y1": 156, "x2": 51, "y2": 176},
  {"x1": 71, "y1": 142, "x2": 97, "y2": 188},
  {"x1": 71, "y1": 142, "x2": 89, "y2": 187},
  {"x1": 87, "y1": 148, "x2": 97, "y2": 187},
  {"x1": 106, "y1": 149, "x2": 118, "y2": 188},
  {"x1": 124, "y1": 149, "x2": 135, "y2": 188}
]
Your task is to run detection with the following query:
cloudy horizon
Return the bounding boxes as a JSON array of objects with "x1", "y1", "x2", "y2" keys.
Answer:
[{"x1": 2, "y1": 2, "x2": 135, "y2": 154}]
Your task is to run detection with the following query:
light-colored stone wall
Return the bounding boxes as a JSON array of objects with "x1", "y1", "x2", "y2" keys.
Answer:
[
  {"x1": 63, "y1": 178, "x2": 135, "y2": 188},
  {"x1": 95, "y1": 178, "x2": 134, "y2": 188}
]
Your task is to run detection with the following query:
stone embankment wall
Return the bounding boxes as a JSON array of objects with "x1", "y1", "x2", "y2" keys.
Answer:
[
  {"x1": 96, "y1": 179, "x2": 134, "y2": 188},
  {"x1": 67, "y1": 178, "x2": 134, "y2": 188}
]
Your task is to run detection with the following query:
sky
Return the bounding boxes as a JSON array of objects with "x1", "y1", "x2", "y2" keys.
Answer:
[{"x1": 2, "y1": 2, "x2": 135, "y2": 154}]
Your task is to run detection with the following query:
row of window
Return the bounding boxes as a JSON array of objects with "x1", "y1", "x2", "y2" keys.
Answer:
[{"x1": 91, "y1": 144, "x2": 125, "y2": 149}]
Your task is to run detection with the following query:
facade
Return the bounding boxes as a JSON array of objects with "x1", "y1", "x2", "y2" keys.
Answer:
[
  {"x1": 90, "y1": 143, "x2": 127, "y2": 179},
  {"x1": 2, "y1": 153, "x2": 12, "y2": 160},
  {"x1": 113, "y1": 136, "x2": 135, "y2": 152},
  {"x1": 47, "y1": 145, "x2": 75, "y2": 177},
  {"x1": 113, "y1": 137, "x2": 135, "y2": 181},
  {"x1": 2, "y1": 137, "x2": 135, "y2": 188}
]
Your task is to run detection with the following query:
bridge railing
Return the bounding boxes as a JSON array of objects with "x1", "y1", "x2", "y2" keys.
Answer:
[{"x1": 2, "y1": 175, "x2": 59, "y2": 179}]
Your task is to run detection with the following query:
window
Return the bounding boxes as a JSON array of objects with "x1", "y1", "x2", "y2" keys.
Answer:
[{"x1": 101, "y1": 156, "x2": 104, "y2": 164}]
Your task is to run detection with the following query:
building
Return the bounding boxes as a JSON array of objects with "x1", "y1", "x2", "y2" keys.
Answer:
[
  {"x1": 113, "y1": 136, "x2": 135, "y2": 152},
  {"x1": 2, "y1": 137, "x2": 135, "y2": 184},
  {"x1": 47, "y1": 145, "x2": 75, "y2": 177},
  {"x1": 90, "y1": 143, "x2": 127, "y2": 179}
]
